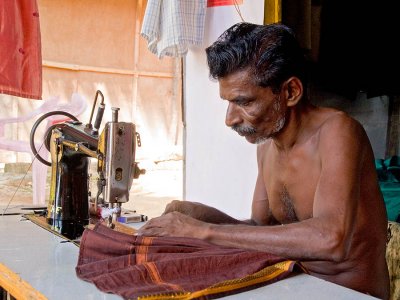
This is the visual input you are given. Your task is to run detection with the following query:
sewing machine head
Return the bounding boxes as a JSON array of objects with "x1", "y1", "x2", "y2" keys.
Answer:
[{"x1": 31, "y1": 90, "x2": 144, "y2": 239}]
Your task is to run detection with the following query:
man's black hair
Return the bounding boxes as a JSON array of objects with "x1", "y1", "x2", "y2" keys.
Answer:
[{"x1": 206, "y1": 22, "x2": 307, "y2": 94}]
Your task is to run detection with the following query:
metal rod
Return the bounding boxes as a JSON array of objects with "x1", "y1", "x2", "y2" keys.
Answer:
[
  {"x1": 87, "y1": 90, "x2": 104, "y2": 129},
  {"x1": 61, "y1": 139, "x2": 98, "y2": 158}
]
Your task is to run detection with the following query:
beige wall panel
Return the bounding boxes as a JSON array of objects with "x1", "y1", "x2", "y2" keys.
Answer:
[
  {"x1": 42, "y1": 68, "x2": 81, "y2": 104},
  {"x1": 0, "y1": 94, "x2": 44, "y2": 163},
  {"x1": 71, "y1": 72, "x2": 135, "y2": 124},
  {"x1": 38, "y1": 0, "x2": 136, "y2": 69},
  {"x1": 136, "y1": 76, "x2": 182, "y2": 158},
  {"x1": 17, "y1": 96, "x2": 54, "y2": 163},
  {"x1": 43, "y1": 68, "x2": 134, "y2": 122},
  {"x1": 137, "y1": 37, "x2": 175, "y2": 73}
]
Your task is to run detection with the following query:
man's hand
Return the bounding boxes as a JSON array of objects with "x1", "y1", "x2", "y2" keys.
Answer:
[
  {"x1": 136, "y1": 211, "x2": 209, "y2": 239},
  {"x1": 163, "y1": 200, "x2": 206, "y2": 216}
]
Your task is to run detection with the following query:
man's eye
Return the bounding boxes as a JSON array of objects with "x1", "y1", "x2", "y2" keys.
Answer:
[{"x1": 237, "y1": 101, "x2": 250, "y2": 107}]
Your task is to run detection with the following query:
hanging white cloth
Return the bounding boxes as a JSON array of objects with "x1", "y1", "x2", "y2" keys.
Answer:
[{"x1": 141, "y1": 0, "x2": 207, "y2": 58}]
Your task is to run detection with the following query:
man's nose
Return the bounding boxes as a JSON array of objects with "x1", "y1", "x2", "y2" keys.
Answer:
[{"x1": 225, "y1": 103, "x2": 241, "y2": 127}]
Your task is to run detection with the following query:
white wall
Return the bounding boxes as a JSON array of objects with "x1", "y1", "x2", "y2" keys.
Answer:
[{"x1": 184, "y1": 2, "x2": 265, "y2": 220}]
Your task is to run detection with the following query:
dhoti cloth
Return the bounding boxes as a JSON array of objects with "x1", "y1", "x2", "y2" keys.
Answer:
[{"x1": 76, "y1": 223, "x2": 303, "y2": 299}]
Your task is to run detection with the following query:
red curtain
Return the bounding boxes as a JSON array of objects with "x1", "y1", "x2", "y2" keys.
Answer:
[{"x1": 0, "y1": 0, "x2": 42, "y2": 99}]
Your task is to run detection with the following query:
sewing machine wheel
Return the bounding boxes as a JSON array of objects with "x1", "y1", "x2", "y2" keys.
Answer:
[{"x1": 30, "y1": 110, "x2": 79, "y2": 166}]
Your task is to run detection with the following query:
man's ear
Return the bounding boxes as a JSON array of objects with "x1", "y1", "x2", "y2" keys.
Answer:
[{"x1": 282, "y1": 77, "x2": 303, "y2": 107}]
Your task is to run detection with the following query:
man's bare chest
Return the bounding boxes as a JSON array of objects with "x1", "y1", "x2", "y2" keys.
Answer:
[{"x1": 262, "y1": 150, "x2": 321, "y2": 224}]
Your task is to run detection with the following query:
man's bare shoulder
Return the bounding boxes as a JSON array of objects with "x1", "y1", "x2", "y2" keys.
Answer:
[
  {"x1": 255, "y1": 107, "x2": 369, "y2": 165},
  {"x1": 316, "y1": 107, "x2": 366, "y2": 143},
  {"x1": 318, "y1": 107, "x2": 359, "y2": 126},
  {"x1": 315, "y1": 107, "x2": 370, "y2": 163}
]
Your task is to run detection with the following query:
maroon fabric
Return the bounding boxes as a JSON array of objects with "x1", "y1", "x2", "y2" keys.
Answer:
[
  {"x1": 0, "y1": 0, "x2": 42, "y2": 99},
  {"x1": 76, "y1": 224, "x2": 299, "y2": 299}
]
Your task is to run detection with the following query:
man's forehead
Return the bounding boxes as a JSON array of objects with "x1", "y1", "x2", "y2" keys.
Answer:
[{"x1": 218, "y1": 73, "x2": 270, "y2": 101}]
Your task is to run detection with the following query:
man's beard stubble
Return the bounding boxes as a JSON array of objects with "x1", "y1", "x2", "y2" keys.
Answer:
[
  {"x1": 230, "y1": 96, "x2": 286, "y2": 144},
  {"x1": 230, "y1": 115, "x2": 285, "y2": 144}
]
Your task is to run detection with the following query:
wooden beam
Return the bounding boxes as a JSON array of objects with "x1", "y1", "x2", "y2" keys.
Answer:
[
  {"x1": 0, "y1": 263, "x2": 47, "y2": 300},
  {"x1": 131, "y1": 0, "x2": 143, "y2": 123},
  {"x1": 264, "y1": 0, "x2": 281, "y2": 24},
  {"x1": 42, "y1": 60, "x2": 174, "y2": 78}
]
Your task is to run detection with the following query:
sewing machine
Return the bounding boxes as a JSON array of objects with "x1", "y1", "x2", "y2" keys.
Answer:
[{"x1": 30, "y1": 90, "x2": 145, "y2": 239}]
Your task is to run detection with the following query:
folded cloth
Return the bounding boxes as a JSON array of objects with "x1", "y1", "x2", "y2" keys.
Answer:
[
  {"x1": 76, "y1": 223, "x2": 303, "y2": 299},
  {"x1": 0, "y1": 0, "x2": 42, "y2": 99},
  {"x1": 141, "y1": 0, "x2": 207, "y2": 58}
]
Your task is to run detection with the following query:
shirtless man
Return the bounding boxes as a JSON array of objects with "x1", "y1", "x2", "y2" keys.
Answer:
[{"x1": 137, "y1": 22, "x2": 390, "y2": 299}]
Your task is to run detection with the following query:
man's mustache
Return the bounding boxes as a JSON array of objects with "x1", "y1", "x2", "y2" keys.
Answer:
[{"x1": 230, "y1": 125, "x2": 257, "y2": 136}]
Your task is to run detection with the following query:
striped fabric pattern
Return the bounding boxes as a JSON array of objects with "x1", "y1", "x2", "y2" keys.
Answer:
[{"x1": 76, "y1": 223, "x2": 302, "y2": 299}]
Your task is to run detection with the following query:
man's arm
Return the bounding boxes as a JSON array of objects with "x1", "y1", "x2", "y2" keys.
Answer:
[
  {"x1": 250, "y1": 143, "x2": 276, "y2": 225},
  {"x1": 162, "y1": 144, "x2": 269, "y2": 226},
  {"x1": 138, "y1": 114, "x2": 365, "y2": 262},
  {"x1": 195, "y1": 114, "x2": 365, "y2": 261},
  {"x1": 162, "y1": 200, "x2": 253, "y2": 225}
]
